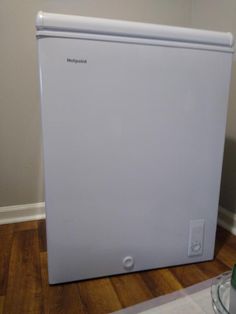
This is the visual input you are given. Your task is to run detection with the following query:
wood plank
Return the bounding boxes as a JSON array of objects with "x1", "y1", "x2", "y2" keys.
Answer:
[
  {"x1": 38, "y1": 220, "x2": 47, "y2": 252},
  {"x1": 141, "y1": 268, "x2": 183, "y2": 297},
  {"x1": 170, "y1": 264, "x2": 208, "y2": 287},
  {"x1": 197, "y1": 259, "x2": 230, "y2": 278},
  {"x1": 214, "y1": 226, "x2": 236, "y2": 268},
  {"x1": 0, "y1": 224, "x2": 14, "y2": 234},
  {"x1": 0, "y1": 297, "x2": 4, "y2": 314},
  {"x1": 216, "y1": 243, "x2": 236, "y2": 268},
  {"x1": 13, "y1": 220, "x2": 38, "y2": 231},
  {"x1": 215, "y1": 226, "x2": 236, "y2": 254},
  {"x1": 40, "y1": 252, "x2": 85, "y2": 314},
  {"x1": 78, "y1": 277, "x2": 122, "y2": 314},
  {"x1": 0, "y1": 225, "x2": 14, "y2": 295},
  {"x1": 111, "y1": 273, "x2": 154, "y2": 307},
  {"x1": 3, "y1": 229, "x2": 43, "y2": 314}
]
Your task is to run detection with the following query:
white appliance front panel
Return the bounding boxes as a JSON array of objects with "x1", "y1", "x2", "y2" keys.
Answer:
[{"x1": 38, "y1": 35, "x2": 232, "y2": 284}]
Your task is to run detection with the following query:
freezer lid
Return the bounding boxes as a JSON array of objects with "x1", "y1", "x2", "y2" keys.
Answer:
[{"x1": 36, "y1": 11, "x2": 234, "y2": 49}]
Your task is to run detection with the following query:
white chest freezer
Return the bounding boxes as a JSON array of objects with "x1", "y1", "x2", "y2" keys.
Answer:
[{"x1": 36, "y1": 11, "x2": 233, "y2": 284}]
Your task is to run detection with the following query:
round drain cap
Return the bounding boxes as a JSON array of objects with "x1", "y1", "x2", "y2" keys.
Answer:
[{"x1": 122, "y1": 256, "x2": 135, "y2": 270}]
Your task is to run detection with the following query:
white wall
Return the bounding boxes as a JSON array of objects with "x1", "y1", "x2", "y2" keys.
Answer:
[
  {"x1": 191, "y1": 0, "x2": 236, "y2": 138},
  {"x1": 191, "y1": 1, "x2": 236, "y2": 213},
  {"x1": 0, "y1": 0, "x2": 192, "y2": 206}
]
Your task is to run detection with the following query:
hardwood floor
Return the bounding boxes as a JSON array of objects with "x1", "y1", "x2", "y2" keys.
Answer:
[{"x1": 0, "y1": 220, "x2": 235, "y2": 314}]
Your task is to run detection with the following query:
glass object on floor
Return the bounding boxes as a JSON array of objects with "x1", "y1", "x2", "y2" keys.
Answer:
[{"x1": 211, "y1": 271, "x2": 231, "y2": 313}]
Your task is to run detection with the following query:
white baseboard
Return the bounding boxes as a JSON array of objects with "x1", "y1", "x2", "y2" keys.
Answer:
[
  {"x1": 218, "y1": 206, "x2": 236, "y2": 235},
  {"x1": 0, "y1": 202, "x2": 45, "y2": 225}
]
